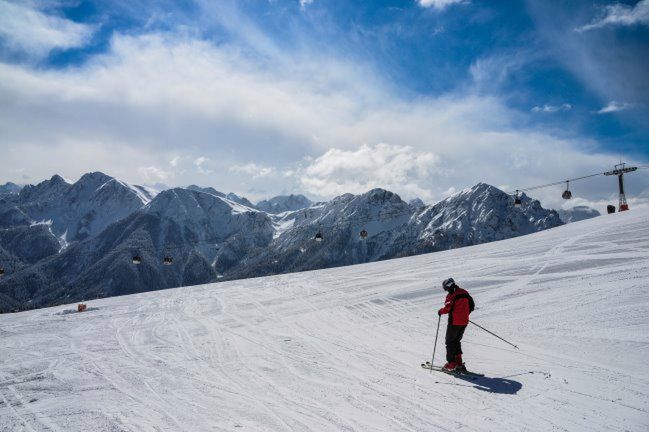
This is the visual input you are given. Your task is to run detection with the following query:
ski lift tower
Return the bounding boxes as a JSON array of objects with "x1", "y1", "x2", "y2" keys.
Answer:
[{"x1": 604, "y1": 163, "x2": 637, "y2": 212}]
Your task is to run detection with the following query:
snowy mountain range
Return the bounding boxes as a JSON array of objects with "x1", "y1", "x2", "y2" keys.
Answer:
[
  {"x1": 228, "y1": 184, "x2": 562, "y2": 280},
  {"x1": 0, "y1": 173, "x2": 563, "y2": 312}
]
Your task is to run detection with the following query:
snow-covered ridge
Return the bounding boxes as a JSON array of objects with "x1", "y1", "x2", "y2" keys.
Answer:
[
  {"x1": 185, "y1": 185, "x2": 257, "y2": 209},
  {"x1": 0, "y1": 172, "x2": 153, "y2": 242},
  {"x1": 1, "y1": 207, "x2": 647, "y2": 431},
  {"x1": 0, "y1": 181, "x2": 562, "y2": 312},
  {"x1": 99, "y1": 178, "x2": 158, "y2": 205}
]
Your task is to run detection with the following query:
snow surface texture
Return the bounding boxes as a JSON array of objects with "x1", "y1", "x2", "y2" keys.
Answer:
[{"x1": 1, "y1": 209, "x2": 648, "y2": 431}]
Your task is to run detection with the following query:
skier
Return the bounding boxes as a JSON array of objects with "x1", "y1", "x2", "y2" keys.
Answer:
[{"x1": 438, "y1": 278, "x2": 475, "y2": 372}]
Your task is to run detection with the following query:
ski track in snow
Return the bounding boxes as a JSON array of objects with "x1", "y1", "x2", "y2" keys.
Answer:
[{"x1": 1, "y1": 210, "x2": 649, "y2": 431}]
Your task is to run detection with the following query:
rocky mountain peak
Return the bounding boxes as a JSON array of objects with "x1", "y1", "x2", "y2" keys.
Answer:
[
  {"x1": 0, "y1": 182, "x2": 22, "y2": 196},
  {"x1": 49, "y1": 174, "x2": 68, "y2": 184},
  {"x1": 77, "y1": 171, "x2": 112, "y2": 184},
  {"x1": 19, "y1": 174, "x2": 71, "y2": 202},
  {"x1": 256, "y1": 194, "x2": 312, "y2": 214},
  {"x1": 363, "y1": 188, "x2": 404, "y2": 205}
]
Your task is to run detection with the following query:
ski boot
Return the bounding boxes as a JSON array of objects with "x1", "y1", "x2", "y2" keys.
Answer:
[
  {"x1": 442, "y1": 361, "x2": 457, "y2": 372},
  {"x1": 455, "y1": 354, "x2": 467, "y2": 373}
]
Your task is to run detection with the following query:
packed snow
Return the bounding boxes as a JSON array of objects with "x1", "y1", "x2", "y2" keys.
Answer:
[{"x1": 1, "y1": 209, "x2": 648, "y2": 431}]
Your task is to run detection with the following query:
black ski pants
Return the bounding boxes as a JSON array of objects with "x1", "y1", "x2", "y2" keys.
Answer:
[{"x1": 445, "y1": 324, "x2": 466, "y2": 362}]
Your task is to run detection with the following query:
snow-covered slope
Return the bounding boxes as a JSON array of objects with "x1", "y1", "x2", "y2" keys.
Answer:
[{"x1": 1, "y1": 209, "x2": 647, "y2": 431}]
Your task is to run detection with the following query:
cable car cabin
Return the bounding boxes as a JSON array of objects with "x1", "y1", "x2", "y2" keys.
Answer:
[
  {"x1": 359, "y1": 229, "x2": 368, "y2": 239},
  {"x1": 163, "y1": 256, "x2": 174, "y2": 266},
  {"x1": 607, "y1": 204, "x2": 616, "y2": 214},
  {"x1": 314, "y1": 232, "x2": 323, "y2": 242},
  {"x1": 77, "y1": 303, "x2": 87, "y2": 312},
  {"x1": 132, "y1": 255, "x2": 142, "y2": 265},
  {"x1": 562, "y1": 181, "x2": 572, "y2": 200},
  {"x1": 514, "y1": 196, "x2": 522, "y2": 208},
  {"x1": 0, "y1": 268, "x2": 4, "y2": 277}
]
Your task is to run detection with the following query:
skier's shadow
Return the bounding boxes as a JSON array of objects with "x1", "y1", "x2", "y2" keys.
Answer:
[{"x1": 454, "y1": 374, "x2": 523, "y2": 395}]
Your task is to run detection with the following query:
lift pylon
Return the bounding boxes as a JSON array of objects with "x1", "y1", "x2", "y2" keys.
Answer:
[{"x1": 604, "y1": 163, "x2": 638, "y2": 211}]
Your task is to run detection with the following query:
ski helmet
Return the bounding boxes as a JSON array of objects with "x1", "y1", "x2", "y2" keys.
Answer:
[{"x1": 442, "y1": 277, "x2": 456, "y2": 291}]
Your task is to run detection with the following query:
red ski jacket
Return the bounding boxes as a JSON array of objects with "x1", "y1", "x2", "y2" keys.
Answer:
[{"x1": 438, "y1": 287, "x2": 474, "y2": 326}]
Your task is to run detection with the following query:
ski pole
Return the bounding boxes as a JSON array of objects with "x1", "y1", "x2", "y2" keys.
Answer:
[
  {"x1": 429, "y1": 314, "x2": 441, "y2": 373},
  {"x1": 469, "y1": 320, "x2": 519, "y2": 349}
]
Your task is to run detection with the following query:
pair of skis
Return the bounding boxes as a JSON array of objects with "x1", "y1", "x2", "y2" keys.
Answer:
[{"x1": 420, "y1": 361, "x2": 484, "y2": 379}]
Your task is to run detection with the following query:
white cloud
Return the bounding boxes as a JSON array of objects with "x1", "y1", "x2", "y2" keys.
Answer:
[
  {"x1": 0, "y1": 0, "x2": 93, "y2": 58},
  {"x1": 300, "y1": 0, "x2": 314, "y2": 9},
  {"x1": 469, "y1": 50, "x2": 541, "y2": 94},
  {"x1": 596, "y1": 101, "x2": 634, "y2": 114},
  {"x1": 441, "y1": 187, "x2": 457, "y2": 198},
  {"x1": 531, "y1": 103, "x2": 572, "y2": 113},
  {"x1": 0, "y1": 31, "x2": 646, "y2": 207},
  {"x1": 300, "y1": 144, "x2": 442, "y2": 200},
  {"x1": 138, "y1": 165, "x2": 171, "y2": 182},
  {"x1": 194, "y1": 156, "x2": 213, "y2": 174},
  {"x1": 229, "y1": 163, "x2": 274, "y2": 178},
  {"x1": 417, "y1": 0, "x2": 466, "y2": 11},
  {"x1": 578, "y1": 0, "x2": 649, "y2": 32}
]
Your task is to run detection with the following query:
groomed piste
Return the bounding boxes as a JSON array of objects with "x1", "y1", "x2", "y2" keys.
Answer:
[{"x1": 1, "y1": 208, "x2": 648, "y2": 431}]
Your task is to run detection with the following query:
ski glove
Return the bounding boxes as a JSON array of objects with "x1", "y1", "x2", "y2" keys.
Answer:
[{"x1": 438, "y1": 308, "x2": 444, "y2": 316}]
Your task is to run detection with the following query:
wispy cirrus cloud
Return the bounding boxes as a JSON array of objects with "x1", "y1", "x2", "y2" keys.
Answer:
[
  {"x1": 531, "y1": 103, "x2": 572, "y2": 113},
  {"x1": 596, "y1": 101, "x2": 634, "y2": 114},
  {"x1": 138, "y1": 165, "x2": 172, "y2": 182},
  {"x1": 299, "y1": 0, "x2": 314, "y2": 9},
  {"x1": 194, "y1": 156, "x2": 213, "y2": 174},
  {"x1": 528, "y1": 1, "x2": 649, "y2": 142},
  {"x1": 417, "y1": 0, "x2": 466, "y2": 11},
  {"x1": 577, "y1": 0, "x2": 649, "y2": 32},
  {"x1": 0, "y1": 0, "x2": 93, "y2": 58}
]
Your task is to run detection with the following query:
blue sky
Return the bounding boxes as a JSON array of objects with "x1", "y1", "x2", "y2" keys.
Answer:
[{"x1": 0, "y1": 0, "x2": 648, "y2": 208}]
